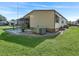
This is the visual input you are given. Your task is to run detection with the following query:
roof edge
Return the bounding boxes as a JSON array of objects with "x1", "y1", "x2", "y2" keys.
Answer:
[{"x1": 23, "y1": 9, "x2": 68, "y2": 21}]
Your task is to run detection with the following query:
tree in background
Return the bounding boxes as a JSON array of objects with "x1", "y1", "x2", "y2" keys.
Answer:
[
  {"x1": 11, "y1": 19, "x2": 15, "y2": 21},
  {"x1": 0, "y1": 14, "x2": 9, "y2": 26},
  {"x1": 0, "y1": 14, "x2": 7, "y2": 21},
  {"x1": 68, "y1": 21, "x2": 72, "y2": 26}
]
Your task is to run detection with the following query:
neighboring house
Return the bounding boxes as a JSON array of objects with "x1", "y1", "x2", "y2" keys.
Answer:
[
  {"x1": 18, "y1": 10, "x2": 68, "y2": 34},
  {"x1": 0, "y1": 21, "x2": 8, "y2": 26},
  {"x1": 71, "y1": 20, "x2": 79, "y2": 26},
  {"x1": 71, "y1": 21, "x2": 76, "y2": 26},
  {"x1": 9, "y1": 20, "x2": 17, "y2": 26},
  {"x1": 17, "y1": 18, "x2": 23, "y2": 26},
  {"x1": 17, "y1": 18, "x2": 27, "y2": 26},
  {"x1": 17, "y1": 17, "x2": 30, "y2": 29},
  {"x1": 75, "y1": 20, "x2": 79, "y2": 26}
]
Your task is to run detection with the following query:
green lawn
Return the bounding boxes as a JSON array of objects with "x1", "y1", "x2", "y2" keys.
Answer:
[{"x1": 0, "y1": 26, "x2": 79, "y2": 56}]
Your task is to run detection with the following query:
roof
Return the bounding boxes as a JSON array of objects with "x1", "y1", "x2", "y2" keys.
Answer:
[
  {"x1": 54, "y1": 10, "x2": 68, "y2": 21},
  {"x1": 23, "y1": 10, "x2": 54, "y2": 17},
  {"x1": 23, "y1": 9, "x2": 68, "y2": 21}
]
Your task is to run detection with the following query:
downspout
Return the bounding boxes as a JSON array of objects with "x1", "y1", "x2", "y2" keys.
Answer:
[{"x1": 53, "y1": 10, "x2": 55, "y2": 32}]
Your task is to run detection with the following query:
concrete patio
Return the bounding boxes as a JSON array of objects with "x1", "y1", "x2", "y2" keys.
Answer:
[{"x1": 5, "y1": 28, "x2": 60, "y2": 37}]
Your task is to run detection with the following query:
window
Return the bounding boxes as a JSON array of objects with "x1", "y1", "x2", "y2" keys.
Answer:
[
  {"x1": 55, "y1": 14, "x2": 59, "y2": 23},
  {"x1": 62, "y1": 21, "x2": 64, "y2": 23}
]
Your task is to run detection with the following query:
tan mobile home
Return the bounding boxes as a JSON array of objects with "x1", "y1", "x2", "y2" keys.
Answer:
[{"x1": 20, "y1": 10, "x2": 67, "y2": 34}]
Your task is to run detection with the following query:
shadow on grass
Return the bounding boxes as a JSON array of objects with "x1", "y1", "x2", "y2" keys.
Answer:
[{"x1": 0, "y1": 32, "x2": 59, "y2": 48}]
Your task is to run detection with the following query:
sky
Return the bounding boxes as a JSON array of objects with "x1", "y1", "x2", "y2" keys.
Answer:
[{"x1": 0, "y1": 2, "x2": 79, "y2": 21}]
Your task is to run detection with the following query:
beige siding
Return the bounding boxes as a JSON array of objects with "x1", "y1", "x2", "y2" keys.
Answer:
[{"x1": 30, "y1": 11, "x2": 55, "y2": 28}]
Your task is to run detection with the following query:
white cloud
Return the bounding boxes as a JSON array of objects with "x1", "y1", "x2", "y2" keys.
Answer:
[
  {"x1": 35, "y1": 5, "x2": 79, "y2": 8},
  {"x1": 0, "y1": 10, "x2": 17, "y2": 14},
  {"x1": 53, "y1": 6, "x2": 79, "y2": 8},
  {"x1": 0, "y1": 10, "x2": 18, "y2": 20},
  {"x1": 0, "y1": 4, "x2": 29, "y2": 9},
  {"x1": 32, "y1": 4, "x2": 49, "y2": 7},
  {"x1": 67, "y1": 16, "x2": 79, "y2": 21},
  {"x1": 27, "y1": 4, "x2": 79, "y2": 9},
  {"x1": 1, "y1": 3, "x2": 79, "y2": 9}
]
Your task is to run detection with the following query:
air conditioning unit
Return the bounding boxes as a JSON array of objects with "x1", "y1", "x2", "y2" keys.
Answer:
[{"x1": 39, "y1": 28, "x2": 46, "y2": 35}]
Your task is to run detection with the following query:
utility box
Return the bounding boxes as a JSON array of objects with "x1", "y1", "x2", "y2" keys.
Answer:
[
  {"x1": 32, "y1": 28, "x2": 46, "y2": 35},
  {"x1": 32, "y1": 28, "x2": 40, "y2": 34},
  {"x1": 39, "y1": 28, "x2": 46, "y2": 35}
]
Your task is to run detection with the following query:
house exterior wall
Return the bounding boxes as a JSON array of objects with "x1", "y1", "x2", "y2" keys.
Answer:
[
  {"x1": 24, "y1": 10, "x2": 67, "y2": 33},
  {"x1": 29, "y1": 11, "x2": 55, "y2": 29},
  {"x1": 55, "y1": 12, "x2": 67, "y2": 31},
  {"x1": 0, "y1": 21, "x2": 8, "y2": 25}
]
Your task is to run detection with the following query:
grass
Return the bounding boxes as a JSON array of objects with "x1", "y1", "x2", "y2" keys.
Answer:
[{"x1": 0, "y1": 26, "x2": 79, "y2": 55}]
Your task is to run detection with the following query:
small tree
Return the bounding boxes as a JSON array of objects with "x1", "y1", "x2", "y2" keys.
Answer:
[
  {"x1": 0, "y1": 14, "x2": 7, "y2": 21},
  {"x1": 68, "y1": 21, "x2": 72, "y2": 26}
]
